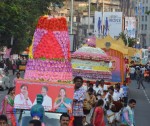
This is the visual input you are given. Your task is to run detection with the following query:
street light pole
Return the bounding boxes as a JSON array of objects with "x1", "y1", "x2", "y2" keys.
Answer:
[
  {"x1": 70, "y1": 0, "x2": 73, "y2": 34},
  {"x1": 88, "y1": 0, "x2": 91, "y2": 34}
]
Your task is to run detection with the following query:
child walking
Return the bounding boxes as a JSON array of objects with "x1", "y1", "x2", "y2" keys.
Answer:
[{"x1": 92, "y1": 99, "x2": 105, "y2": 126}]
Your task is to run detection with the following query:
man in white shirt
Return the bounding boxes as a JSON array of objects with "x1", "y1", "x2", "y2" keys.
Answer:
[
  {"x1": 14, "y1": 84, "x2": 32, "y2": 109},
  {"x1": 33, "y1": 86, "x2": 52, "y2": 111},
  {"x1": 130, "y1": 67, "x2": 135, "y2": 80},
  {"x1": 83, "y1": 81, "x2": 90, "y2": 91},
  {"x1": 113, "y1": 84, "x2": 123, "y2": 101},
  {"x1": 93, "y1": 80, "x2": 101, "y2": 95},
  {"x1": 98, "y1": 79, "x2": 108, "y2": 94}
]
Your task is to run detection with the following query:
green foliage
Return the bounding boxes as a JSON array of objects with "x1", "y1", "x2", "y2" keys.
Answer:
[
  {"x1": 0, "y1": 0, "x2": 64, "y2": 53},
  {"x1": 119, "y1": 32, "x2": 136, "y2": 47},
  {"x1": 90, "y1": 4, "x2": 96, "y2": 12},
  {"x1": 145, "y1": 11, "x2": 150, "y2": 15}
]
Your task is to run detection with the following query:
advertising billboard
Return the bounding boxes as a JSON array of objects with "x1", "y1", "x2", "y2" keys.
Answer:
[
  {"x1": 125, "y1": 17, "x2": 136, "y2": 38},
  {"x1": 14, "y1": 80, "x2": 74, "y2": 113},
  {"x1": 94, "y1": 11, "x2": 122, "y2": 38}
]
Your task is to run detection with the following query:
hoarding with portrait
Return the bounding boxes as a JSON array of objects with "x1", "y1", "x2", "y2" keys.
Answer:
[
  {"x1": 14, "y1": 80, "x2": 74, "y2": 113},
  {"x1": 94, "y1": 11, "x2": 122, "y2": 38}
]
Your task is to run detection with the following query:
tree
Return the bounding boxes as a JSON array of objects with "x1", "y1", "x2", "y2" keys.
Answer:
[
  {"x1": 146, "y1": 11, "x2": 150, "y2": 15},
  {"x1": 119, "y1": 32, "x2": 136, "y2": 47},
  {"x1": 0, "y1": 0, "x2": 64, "y2": 54}
]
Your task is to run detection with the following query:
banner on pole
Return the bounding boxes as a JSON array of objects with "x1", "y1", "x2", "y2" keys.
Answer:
[
  {"x1": 125, "y1": 17, "x2": 136, "y2": 38},
  {"x1": 94, "y1": 11, "x2": 122, "y2": 38}
]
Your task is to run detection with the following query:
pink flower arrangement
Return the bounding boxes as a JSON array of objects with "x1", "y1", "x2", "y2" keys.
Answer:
[
  {"x1": 72, "y1": 52, "x2": 111, "y2": 61},
  {"x1": 71, "y1": 46, "x2": 112, "y2": 81},
  {"x1": 86, "y1": 36, "x2": 96, "y2": 47},
  {"x1": 72, "y1": 69, "x2": 112, "y2": 81}
]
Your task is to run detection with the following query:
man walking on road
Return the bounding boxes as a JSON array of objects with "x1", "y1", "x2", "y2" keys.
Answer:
[
  {"x1": 121, "y1": 99, "x2": 136, "y2": 126},
  {"x1": 136, "y1": 68, "x2": 145, "y2": 89}
]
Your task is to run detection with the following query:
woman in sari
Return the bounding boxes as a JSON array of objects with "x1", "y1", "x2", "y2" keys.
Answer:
[
  {"x1": 0, "y1": 87, "x2": 17, "y2": 126},
  {"x1": 92, "y1": 99, "x2": 105, "y2": 126}
]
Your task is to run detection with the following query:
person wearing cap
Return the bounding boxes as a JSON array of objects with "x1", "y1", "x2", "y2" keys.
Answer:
[{"x1": 30, "y1": 94, "x2": 45, "y2": 126}]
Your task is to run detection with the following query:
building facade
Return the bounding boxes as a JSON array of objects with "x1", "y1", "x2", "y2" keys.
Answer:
[{"x1": 139, "y1": 0, "x2": 150, "y2": 48}]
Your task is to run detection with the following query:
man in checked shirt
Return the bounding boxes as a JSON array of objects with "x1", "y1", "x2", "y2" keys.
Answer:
[{"x1": 73, "y1": 76, "x2": 86, "y2": 126}]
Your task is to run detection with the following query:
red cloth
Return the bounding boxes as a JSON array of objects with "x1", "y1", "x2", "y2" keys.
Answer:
[{"x1": 94, "y1": 107, "x2": 105, "y2": 126}]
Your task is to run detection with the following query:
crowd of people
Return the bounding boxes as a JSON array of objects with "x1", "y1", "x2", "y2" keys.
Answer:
[
  {"x1": 0, "y1": 74, "x2": 137, "y2": 126},
  {"x1": 129, "y1": 64, "x2": 150, "y2": 83},
  {"x1": 72, "y1": 76, "x2": 136, "y2": 126},
  {"x1": 0, "y1": 56, "x2": 138, "y2": 126}
]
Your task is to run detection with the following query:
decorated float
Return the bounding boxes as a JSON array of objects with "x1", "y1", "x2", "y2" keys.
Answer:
[
  {"x1": 14, "y1": 16, "x2": 74, "y2": 115},
  {"x1": 71, "y1": 45, "x2": 112, "y2": 82},
  {"x1": 84, "y1": 35, "x2": 128, "y2": 84}
]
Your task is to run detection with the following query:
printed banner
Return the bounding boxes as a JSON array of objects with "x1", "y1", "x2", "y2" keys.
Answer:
[
  {"x1": 14, "y1": 80, "x2": 74, "y2": 113},
  {"x1": 94, "y1": 11, "x2": 122, "y2": 38},
  {"x1": 125, "y1": 17, "x2": 136, "y2": 38}
]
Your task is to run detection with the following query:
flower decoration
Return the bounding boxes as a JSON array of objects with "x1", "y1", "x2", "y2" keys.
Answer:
[
  {"x1": 36, "y1": 16, "x2": 68, "y2": 31},
  {"x1": 71, "y1": 47, "x2": 111, "y2": 61},
  {"x1": 24, "y1": 16, "x2": 72, "y2": 82},
  {"x1": 86, "y1": 36, "x2": 96, "y2": 47},
  {"x1": 32, "y1": 29, "x2": 48, "y2": 53},
  {"x1": 71, "y1": 46, "x2": 112, "y2": 81},
  {"x1": 34, "y1": 31, "x2": 64, "y2": 59}
]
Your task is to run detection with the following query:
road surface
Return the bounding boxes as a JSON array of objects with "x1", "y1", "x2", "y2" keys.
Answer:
[{"x1": 129, "y1": 80, "x2": 150, "y2": 126}]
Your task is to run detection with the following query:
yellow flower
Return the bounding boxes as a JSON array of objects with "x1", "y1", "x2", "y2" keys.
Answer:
[{"x1": 29, "y1": 40, "x2": 33, "y2": 59}]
